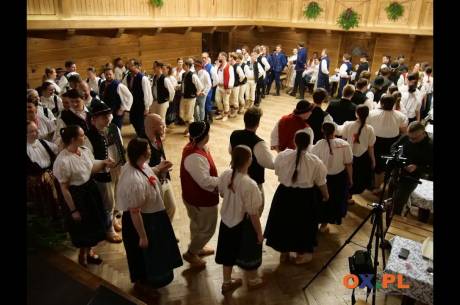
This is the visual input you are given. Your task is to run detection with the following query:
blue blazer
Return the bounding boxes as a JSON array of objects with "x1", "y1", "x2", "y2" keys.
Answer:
[{"x1": 295, "y1": 47, "x2": 307, "y2": 71}]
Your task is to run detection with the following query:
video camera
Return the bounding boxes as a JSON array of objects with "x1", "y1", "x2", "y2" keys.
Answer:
[{"x1": 381, "y1": 145, "x2": 407, "y2": 169}]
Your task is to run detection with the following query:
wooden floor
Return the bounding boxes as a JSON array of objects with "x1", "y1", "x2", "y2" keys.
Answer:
[{"x1": 59, "y1": 91, "x2": 416, "y2": 305}]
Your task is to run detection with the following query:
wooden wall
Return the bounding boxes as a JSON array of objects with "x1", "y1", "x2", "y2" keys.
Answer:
[
  {"x1": 27, "y1": 32, "x2": 202, "y2": 88},
  {"x1": 28, "y1": 0, "x2": 433, "y2": 36}
]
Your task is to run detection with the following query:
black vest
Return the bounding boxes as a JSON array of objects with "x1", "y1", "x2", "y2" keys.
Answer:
[
  {"x1": 253, "y1": 62, "x2": 260, "y2": 80},
  {"x1": 182, "y1": 71, "x2": 197, "y2": 98},
  {"x1": 351, "y1": 91, "x2": 368, "y2": 106},
  {"x1": 239, "y1": 63, "x2": 247, "y2": 84},
  {"x1": 233, "y1": 64, "x2": 241, "y2": 87},
  {"x1": 86, "y1": 126, "x2": 111, "y2": 183},
  {"x1": 257, "y1": 56, "x2": 265, "y2": 70},
  {"x1": 307, "y1": 107, "x2": 329, "y2": 144},
  {"x1": 147, "y1": 137, "x2": 170, "y2": 182},
  {"x1": 60, "y1": 110, "x2": 91, "y2": 133},
  {"x1": 230, "y1": 130, "x2": 265, "y2": 184},
  {"x1": 102, "y1": 80, "x2": 122, "y2": 113},
  {"x1": 127, "y1": 72, "x2": 145, "y2": 113},
  {"x1": 156, "y1": 74, "x2": 169, "y2": 103},
  {"x1": 27, "y1": 139, "x2": 56, "y2": 176}
]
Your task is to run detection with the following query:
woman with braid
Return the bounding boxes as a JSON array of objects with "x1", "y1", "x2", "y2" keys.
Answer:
[
  {"x1": 336, "y1": 105, "x2": 376, "y2": 198},
  {"x1": 265, "y1": 131, "x2": 329, "y2": 265},
  {"x1": 215, "y1": 145, "x2": 264, "y2": 294},
  {"x1": 312, "y1": 123, "x2": 353, "y2": 233}
]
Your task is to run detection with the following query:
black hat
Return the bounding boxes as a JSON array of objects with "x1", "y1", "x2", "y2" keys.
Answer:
[
  {"x1": 293, "y1": 100, "x2": 313, "y2": 115},
  {"x1": 373, "y1": 76, "x2": 385, "y2": 87},
  {"x1": 389, "y1": 61, "x2": 400, "y2": 69},
  {"x1": 189, "y1": 121, "x2": 210, "y2": 143},
  {"x1": 90, "y1": 100, "x2": 112, "y2": 116}
]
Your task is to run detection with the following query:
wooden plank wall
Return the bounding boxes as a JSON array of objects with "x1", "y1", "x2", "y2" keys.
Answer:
[{"x1": 27, "y1": 32, "x2": 202, "y2": 88}]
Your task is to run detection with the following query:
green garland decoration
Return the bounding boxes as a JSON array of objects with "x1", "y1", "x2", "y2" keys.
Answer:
[
  {"x1": 303, "y1": 2, "x2": 323, "y2": 20},
  {"x1": 385, "y1": 2, "x2": 404, "y2": 21},
  {"x1": 150, "y1": 0, "x2": 164, "y2": 8},
  {"x1": 337, "y1": 8, "x2": 360, "y2": 31}
]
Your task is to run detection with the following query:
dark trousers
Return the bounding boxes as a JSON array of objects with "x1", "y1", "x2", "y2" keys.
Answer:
[
  {"x1": 337, "y1": 78, "x2": 349, "y2": 99},
  {"x1": 267, "y1": 71, "x2": 282, "y2": 94},
  {"x1": 390, "y1": 176, "x2": 419, "y2": 216},
  {"x1": 292, "y1": 70, "x2": 305, "y2": 98},
  {"x1": 129, "y1": 111, "x2": 146, "y2": 139},
  {"x1": 264, "y1": 71, "x2": 271, "y2": 93},
  {"x1": 111, "y1": 113, "x2": 124, "y2": 131},
  {"x1": 255, "y1": 78, "x2": 264, "y2": 105}
]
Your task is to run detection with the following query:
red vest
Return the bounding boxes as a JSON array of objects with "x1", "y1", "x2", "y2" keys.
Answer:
[
  {"x1": 278, "y1": 113, "x2": 308, "y2": 151},
  {"x1": 223, "y1": 64, "x2": 230, "y2": 89},
  {"x1": 180, "y1": 143, "x2": 219, "y2": 207}
]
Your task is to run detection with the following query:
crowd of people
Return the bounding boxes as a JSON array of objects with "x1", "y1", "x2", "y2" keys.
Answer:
[{"x1": 26, "y1": 41, "x2": 433, "y2": 296}]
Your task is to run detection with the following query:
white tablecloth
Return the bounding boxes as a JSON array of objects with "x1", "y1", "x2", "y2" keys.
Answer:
[
  {"x1": 410, "y1": 179, "x2": 433, "y2": 212},
  {"x1": 382, "y1": 236, "x2": 433, "y2": 305}
]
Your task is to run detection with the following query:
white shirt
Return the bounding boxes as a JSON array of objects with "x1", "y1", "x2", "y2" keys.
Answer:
[
  {"x1": 367, "y1": 109, "x2": 408, "y2": 138},
  {"x1": 44, "y1": 79, "x2": 61, "y2": 95},
  {"x1": 35, "y1": 116, "x2": 56, "y2": 140},
  {"x1": 311, "y1": 138, "x2": 353, "y2": 175},
  {"x1": 244, "y1": 62, "x2": 264, "y2": 80},
  {"x1": 218, "y1": 170, "x2": 262, "y2": 228},
  {"x1": 288, "y1": 54, "x2": 297, "y2": 64},
  {"x1": 27, "y1": 139, "x2": 59, "y2": 169},
  {"x1": 336, "y1": 121, "x2": 376, "y2": 157},
  {"x1": 116, "y1": 163, "x2": 165, "y2": 213},
  {"x1": 217, "y1": 63, "x2": 235, "y2": 89},
  {"x1": 40, "y1": 95, "x2": 64, "y2": 114},
  {"x1": 173, "y1": 67, "x2": 185, "y2": 83},
  {"x1": 260, "y1": 56, "x2": 270, "y2": 72},
  {"x1": 421, "y1": 75, "x2": 433, "y2": 94},
  {"x1": 57, "y1": 76, "x2": 68, "y2": 93},
  {"x1": 115, "y1": 82, "x2": 133, "y2": 111},
  {"x1": 114, "y1": 66, "x2": 127, "y2": 81},
  {"x1": 140, "y1": 75, "x2": 154, "y2": 110},
  {"x1": 183, "y1": 151, "x2": 218, "y2": 193},
  {"x1": 320, "y1": 58, "x2": 329, "y2": 74},
  {"x1": 163, "y1": 77, "x2": 176, "y2": 101},
  {"x1": 166, "y1": 75, "x2": 178, "y2": 89},
  {"x1": 209, "y1": 65, "x2": 219, "y2": 87},
  {"x1": 274, "y1": 149, "x2": 327, "y2": 188},
  {"x1": 197, "y1": 69, "x2": 212, "y2": 96},
  {"x1": 380, "y1": 63, "x2": 388, "y2": 69},
  {"x1": 400, "y1": 87, "x2": 423, "y2": 119},
  {"x1": 181, "y1": 72, "x2": 204, "y2": 96},
  {"x1": 339, "y1": 62, "x2": 351, "y2": 78},
  {"x1": 37, "y1": 104, "x2": 56, "y2": 121},
  {"x1": 87, "y1": 77, "x2": 101, "y2": 95},
  {"x1": 397, "y1": 73, "x2": 408, "y2": 91},
  {"x1": 270, "y1": 120, "x2": 314, "y2": 150},
  {"x1": 228, "y1": 140, "x2": 274, "y2": 170},
  {"x1": 234, "y1": 65, "x2": 246, "y2": 85},
  {"x1": 53, "y1": 146, "x2": 100, "y2": 186}
]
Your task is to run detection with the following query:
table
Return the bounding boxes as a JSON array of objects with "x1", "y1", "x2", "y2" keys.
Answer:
[
  {"x1": 381, "y1": 236, "x2": 433, "y2": 305},
  {"x1": 410, "y1": 179, "x2": 433, "y2": 213}
]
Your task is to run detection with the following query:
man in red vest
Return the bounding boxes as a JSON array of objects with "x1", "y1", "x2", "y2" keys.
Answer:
[
  {"x1": 215, "y1": 52, "x2": 235, "y2": 121},
  {"x1": 180, "y1": 121, "x2": 219, "y2": 268},
  {"x1": 270, "y1": 100, "x2": 315, "y2": 152}
]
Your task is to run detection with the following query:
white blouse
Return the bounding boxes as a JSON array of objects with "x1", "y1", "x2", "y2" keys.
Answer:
[
  {"x1": 274, "y1": 149, "x2": 327, "y2": 188},
  {"x1": 218, "y1": 170, "x2": 262, "y2": 228},
  {"x1": 336, "y1": 121, "x2": 376, "y2": 157},
  {"x1": 36, "y1": 116, "x2": 56, "y2": 140},
  {"x1": 27, "y1": 139, "x2": 59, "y2": 169},
  {"x1": 400, "y1": 88, "x2": 423, "y2": 119},
  {"x1": 53, "y1": 147, "x2": 97, "y2": 186},
  {"x1": 40, "y1": 95, "x2": 64, "y2": 114},
  {"x1": 367, "y1": 109, "x2": 408, "y2": 138},
  {"x1": 44, "y1": 79, "x2": 61, "y2": 95},
  {"x1": 116, "y1": 163, "x2": 165, "y2": 213},
  {"x1": 311, "y1": 138, "x2": 353, "y2": 175}
]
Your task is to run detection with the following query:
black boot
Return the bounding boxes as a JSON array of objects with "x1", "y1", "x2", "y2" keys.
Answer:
[{"x1": 275, "y1": 84, "x2": 280, "y2": 96}]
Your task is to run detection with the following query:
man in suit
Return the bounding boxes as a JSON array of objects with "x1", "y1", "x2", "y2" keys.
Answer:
[{"x1": 290, "y1": 42, "x2": 307, "y2": 99}]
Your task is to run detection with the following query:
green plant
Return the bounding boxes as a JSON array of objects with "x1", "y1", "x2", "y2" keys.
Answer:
[
  {"x1": 337, "y1": 8, "x2": 360, "y2": 31},
  {"x1": 150, "y1": 0, "x2": 164, "y2": 8},
  {"x1": 303, "y1": 2, "x2": 323, "y2": 20},
  {"x1": 27, "y1": 214, "x2": 68, "y2": 251},
  {"x1": 385, "y1": 2, "x2": 404, "y2": 21}
]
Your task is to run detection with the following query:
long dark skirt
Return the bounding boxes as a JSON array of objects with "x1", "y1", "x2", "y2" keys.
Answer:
[
  {"x1": 318, "y1": 170, "x2": 348, "y2": 225},
  {"x1": 264, "y1": 185, "x2": 318, "y2": 253},
  {"x1": 27, "y1": 172, "x2": 63, "y2": 220},
  {"x1": 374, "y1": 136, "x2": 400, "y2": 174},
  {"x1": 65, "y1": 179, "x2": 107, "y2": 248},
  {"x1": 215, "y1": 216, "x2": 262, "y2": 270},
  {"x1": 350, "y1": 151, "x2": 373, "y2": 195},
  {"x1": 166, "y1": 90, "x2": 181, "y2": 125},
  {"x1": 122, "y1": 210, "x2": 182, "y2": 288}
]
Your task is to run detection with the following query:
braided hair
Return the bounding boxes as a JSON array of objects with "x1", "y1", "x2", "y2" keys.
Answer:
[
  {"x1": 291, "y1": 131, "x2": 311, "y2": 183},
  {"x1": 228, "y1": 145, "x2": 252, "y2": 192},
  {"x1": 322, "y1": 122, "x2": 335, "y2": 155},
  {"x1": 355, "y1": 105, "x2": 369, "y2": 144}
]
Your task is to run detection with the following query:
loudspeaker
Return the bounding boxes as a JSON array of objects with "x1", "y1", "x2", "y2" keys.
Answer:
[{"x1": 87, "y1": 285, "x2": 138, "y2": 305}]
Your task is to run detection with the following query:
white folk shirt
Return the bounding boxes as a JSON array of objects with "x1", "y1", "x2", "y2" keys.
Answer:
[
  {"x1": 367, "y1": 109, "x2": 408, "y2": 138},
  {"x1": 87, "y1": 77, "x2": 101, "y2": 95},
  {"x1": 114, "y1": 66, "x2": 127, "y2": 81},
  {"x1": 320, "y1": 58, "x2": 329, "y2": 75},
  {"x1": 113, "y1": 82, "x2": 133, "y2": 111},
  {"x1": 217, "y1": 63, "x2": 235, "y2": 89},
  {"x1": 44, "y1": 79, "x2": 61, "y2": 95},
  {"x1": 209, "y1": 65, "x2": 219, "y2": 87},
  {"x1": 227, "y1": 141, "x2": 274, "y2": 170},
  {"x1": 400, "y1": 87, "x2": 423, "y2": 119},
  {"x1": 140, "y1": 75, "x2": 154, "y2": 110},
  {"x1": 260, "y1": 56, "x2": 270, "y2": 72},
  {"x1": 311, "y1": 138, "x2": 353, "y2": 175},
  {"x1": 339, "y1": 61, "x2": 351, "y2": 78},
  {"x1": 218, "y1": 170, "x2": 262, "y2": 228},
  {"x1": 274, "y1": 149, "x2": 327, "y2": 188},
  {"x1": 421, "y1": 75, "x2": 433, "y2": 94},
  {"x1": 336, "y1": 121, "x2": 376, "y2": 157},
  {"x1": 27, "y1": 139, "x2": 59, "y2": 169},
  {"x1": 35, "y1": 115, "x2": 56, "y2": 140},
  {"x1": 116, "y1": 163, "x2": 165, "y2": 213},
  {"x1": 244, "y1": 62, "x2": 264, "y2": 80},
  {"x1": 234, "y1": 65, "x2": 246, "y2": 84},
  {"x1": 40, "y1": 95, "x2": 64, "y2": 114},
  {"x1": 183, "y1": 151, "x2": 218, "y2": 192},
  {"x1": 173, "y1": 67, "x2": 185, "y2": 83},
  {"x1": 270, "y1": 120, "x2": 314, "y2": 149},
  {"x1": 163, "y1": 77, "x2": 176, "y2": 101},
  {"x1": 181, "y1": 73, "x2": 204, "y2": 96},
  {"x1": 197, "y1": 69, "x2": 212, "y2": 96}
]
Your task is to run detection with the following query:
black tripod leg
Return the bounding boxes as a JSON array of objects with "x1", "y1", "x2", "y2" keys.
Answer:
[{"x1": 379, "y1": 216, "x2": 387, "y2": 270}]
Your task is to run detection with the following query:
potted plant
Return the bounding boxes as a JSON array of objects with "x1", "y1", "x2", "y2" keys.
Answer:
[
  {"x1": 150, "y1": 0, "x2": 164, "y2": 8},
  {"x1": 337, "y1": 8, "x2": 360, "y2": 31},
  {"x1": 303, "y1": 2, "x2": 323, "y2": 20},
  {"x1": 385, "y1": 2, "x2": 404, "y2": 21}
]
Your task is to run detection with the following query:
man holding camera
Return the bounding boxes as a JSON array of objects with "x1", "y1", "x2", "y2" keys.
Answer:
[{"x1": 389, "y1": 122, "x2": 433, "y2": 215}]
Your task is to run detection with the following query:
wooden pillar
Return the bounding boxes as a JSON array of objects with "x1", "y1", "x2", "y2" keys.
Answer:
[
  {"x1": 59, "y1": 0, "x2": 73, "y2": 18},
  {"x1": 366, "y1": 0, "x2": 379, "y2": 27},
  {"x1": 326, "y1": 0, "x2": 336, "y2": 25},
  {"x1": 409, "y1": 0, "x2": 424, "y2": 29}
]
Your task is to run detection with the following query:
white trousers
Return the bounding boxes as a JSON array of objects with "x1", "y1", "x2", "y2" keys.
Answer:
[
  {"x1": 246, "y1": 80, "x2": 256, "y2": 102},
  {"x1": 216, "y1": 86, "x2": 231, "y2": 113}
]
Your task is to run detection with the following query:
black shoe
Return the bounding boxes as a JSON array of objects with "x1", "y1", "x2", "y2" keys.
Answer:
[
  {"x1": 289, "y1": 92, "x2": 296, "y2": 97},
  {"x1": 87, "y1": 254, "x2": 103, "y2": 265}
]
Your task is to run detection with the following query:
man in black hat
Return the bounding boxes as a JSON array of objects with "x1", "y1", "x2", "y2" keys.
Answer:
[
  {"x1": 270, "y1": 100, "x2": 314, "y2": 152},
  {"x1": 86, "y1": 100, "x2": 126, "y2": 243}
]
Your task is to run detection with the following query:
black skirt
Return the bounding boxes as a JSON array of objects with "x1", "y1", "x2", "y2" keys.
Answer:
[
  {"x1": 166, "y1": 90, "x2": 181, "y2": 125},
  {"x1": 350, "y1": 151, "x2": 373, "y2": 195},
  {"x1": 122, "y1": 210, "x2": 183, "y2": 288},
  {"x1": 264, "y1": 185, "x2": 318, "y2": 253},
  {"x1": 215, "y1": 216, "x2": 262, "y2": 270},
  {"x1": 318, "y1": 170, "x2": 348, "y2": 225},
  {"x1": 374, "y1": 136, "x2": 400, "y2": 174},
  {"x1": 65, "y1": 179, "x2": 107, "y2": 248}
]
